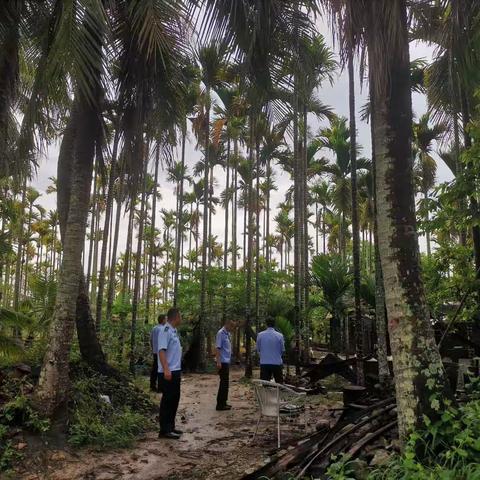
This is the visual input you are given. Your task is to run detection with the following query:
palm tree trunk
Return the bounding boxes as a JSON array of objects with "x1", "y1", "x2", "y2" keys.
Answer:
[
  {"x1": 129, "y1": 148, "x2": 148, "y2": 374},
  {"x1": 90, "y1": 173, "x2": 101, "y2": 304},
  {"x1": 118, "y1": 192, "x2": 136, "y2": 361},
  {"x1": 293, "y1": 82, "x2": 301, "y2": 372},
  {"x1": 222, "y1": 135, "x2": 231, "y2": 321},
  {"x1": 106, "y1": 172, "x2": 124, "y2": 323},
  {"x1": 254, "y1": 138, "x2": 261, "y2": 334},
  {"x1": 302, "y1": 105, "x2": 310, "y2": 359},
  {"x1": 266, "y1": 158, "x2": 271, "y2": 265},
  {"x1": 174, "y1": 124, "x2": 187, "y2": 306},
  {"x1": 323, "y1": 207, "x2": 326, "y2": 254},
  {"x1": 370, "y1": 78, "x2": 390, "y2": 385},
  {"x1": 13, "y1": 178, "x2": 26, "y2": 311},
  {"x1": 347, "y1": 27, "x2": 364, "y2": 385},
  {"x1": 368, "y1": 0, "x2": 451, "y2": 441},
  {"x1": 22, "y1": 198, "x2": 34, "y2": 295},
  {"x1": 199, "y1": 87, "x2": 211, "y2": 370},
  {"x1": 36, "y1": 96, "x2": 98, "y2": 416},
  {"x1": 95, "y1": 129, "x2": 120, "y2": 330},
  {"x1": 146, "y1": 143, "x2": 160, "y2": 322},
  {"x1": 86, "y1": 162, "x2": 97, "y2": 293},
  {"x1": 232, "y1": 140, "x2": 239, "y2": 271},
  {"x1": 245, "y1": 115, "x2": 255, "y2": 378},
  {"x1": 424, "y1": 187, "x2": 431, "y2": 257}
]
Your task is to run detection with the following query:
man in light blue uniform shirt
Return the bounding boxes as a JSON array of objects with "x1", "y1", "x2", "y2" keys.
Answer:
[
  {"x1": 150, "y1": 313, "x2": 166, "y2": 392},
  {"x1": 158, "y1": 308, "x2": 183, "y2": 439},
  {"x1": 215, "y1": 319, "x2": 236, "y2": 411},
  {"x1": 256, "y1": 316, "x2": 285, "y2": 383}
]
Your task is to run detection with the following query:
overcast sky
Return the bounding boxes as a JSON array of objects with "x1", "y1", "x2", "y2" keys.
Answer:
[{"x1": 31, "y1": 20, "x2": 451, "y2": 262}]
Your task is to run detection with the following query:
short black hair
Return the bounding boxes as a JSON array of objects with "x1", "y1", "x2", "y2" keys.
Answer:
[
  {"x1": 157, "y1": 313, "x2": 166, "y2": 323},
  {"x1": 266, "y1": 316, "x2": 275, "y2": 328},
  {"x1": 167, "y1": 308, "x2": 180, "y2": 321}
]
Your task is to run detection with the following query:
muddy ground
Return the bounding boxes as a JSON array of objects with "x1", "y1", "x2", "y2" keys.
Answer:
[{"x1": 10, "y1": 368, "x2": 338, "y2": 480}]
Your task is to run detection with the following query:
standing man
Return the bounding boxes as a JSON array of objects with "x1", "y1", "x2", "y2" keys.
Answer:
[
  {"x1": 256, "y1": 317, "x2": 285, "y2": 383},
  {"x1": 215, "y1": 319, "x2": 236, "y2": 411},
  {"x1": 158, "y1": 308, "x2": 183, "y2": 439},
  {"x1": 150, "y1": 313, "x2": 166, "y2": 392}
]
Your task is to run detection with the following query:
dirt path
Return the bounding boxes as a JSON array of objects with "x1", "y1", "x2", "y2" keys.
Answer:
[{"x1": 16, "y1": 368, "x2": 328, "y2": 480}]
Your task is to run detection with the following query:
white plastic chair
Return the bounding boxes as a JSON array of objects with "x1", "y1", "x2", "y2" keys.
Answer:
[{"x1": 252, "y1": 379, "x2": 307, "y2": 448}]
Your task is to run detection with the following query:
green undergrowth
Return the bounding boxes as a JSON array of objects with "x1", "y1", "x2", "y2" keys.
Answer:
[
  {"x1": 0, "y1": 363, "x2": 155, "y2": 471},
  {"x1": 68, "y1": 363, "x2": 155, "y2": 449}
]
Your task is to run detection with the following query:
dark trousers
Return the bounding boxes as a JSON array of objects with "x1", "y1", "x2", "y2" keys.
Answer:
[
  {"x1": 159, "y1": 371, "x2": 181, "y2": 433},
  {"x1": 216, "y1": 363, "x2": 230, "y2": 407},
  {"x1": 260, "y1": 364, "x2": 284, "y2": 383},
  {"x1": 150, "y1": 354, "x2": 158, "y2": 391}
]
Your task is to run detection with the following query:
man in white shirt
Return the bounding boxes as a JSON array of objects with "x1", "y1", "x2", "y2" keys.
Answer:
[
  {"x1": 158, "y1": 308, "x2": 183, "y2": 439},
  {"x1": 256, "y1": 317, "x2": 285, "y2": 383},
  {"x1": 150, "y1": 313, "x2": 166, "y2": 392}
]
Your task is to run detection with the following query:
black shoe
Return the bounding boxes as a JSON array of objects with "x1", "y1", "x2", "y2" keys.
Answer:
[
  {"x1": 216, "y1": 404, "x2": 232, "y2": 411},
  {"x1": 172, "y1": 429, "x2": 183, "y2": 435},
  {"x1": 158, "y1": 431, "x2": 181, "y2": 439}
]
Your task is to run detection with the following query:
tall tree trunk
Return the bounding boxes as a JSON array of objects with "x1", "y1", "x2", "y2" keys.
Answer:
[
  {"x1": 174, "y1": 124, "x2": 187, "y2": 306},
  {"x1": 146, "y1": 143, "x2": 160, "y2": 322},
  {"x1": 89, "y1": 170, "x2": 101, "y2": 304},
  {"x1": 22, "y1": 196, "x2": 34, "y2": 295},
  {"x1": 118, "y1": 193, "x2": 136, "y2": 361},
  {"x1": 222, "y1": 135, "x2": 231, "y2": 322},
  {"x1": 95, "y1": 130, "x2": 120, "y2": 331},
  {"x1": 367, "y1": 0, "x2": 451, "y2": 441},
  {"x1": 106, "y1": 173, "x2": 124, "y2": 323},
  {"x1": 302, "y1": 106, "x2": 310, "y2": 360},
  {"x1": 370, "y1": 75, "x2": 390, "y2": 385},
  {"x1": 423, "y1": 187, "x2": 431, "y2": 257},
  {"x1": 266, "y1": 158, "x2": 271, "y2": 266},
  {"x1": 347, "y1": 26, "x2": 364, "y2": 385},
  {"x1": 254, "y1": 139, "x2": 261, "y2": 333},
  {"x1": 129, "y1": 147, "x2": 148, "y2": 374},
  {"x1": 244, "y1": 116, "x2": 255, "y2": 378},
  {"x1": 13, "y1": 178, "x2": 26, "y2": 312},
  {"x1": 232, "y1": 140, "x2": 239, "y2": 272},
  {"x1": 293, "y1": 82, "x2": 302, "y2": 373},
  {"x1": 36, "y1": 96, "x2": 98, "y2": 416},
  {"x1": 86, "y1": 162, "x2": 97, "y2": 293},
  {"x1": 198, "y1": 87, "x2": 211, "y2": 370},
  {"x1": 55, "y1": 105, "x2": 115, "y2": 378}
]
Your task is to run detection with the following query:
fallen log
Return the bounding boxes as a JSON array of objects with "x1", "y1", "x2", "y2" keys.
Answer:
[
  {"x1": 347, "y1": 420, "x2": 397, "y2": 458},
  {"x1": 295, "y1": 402, "x2": 397, "y2": 478}
]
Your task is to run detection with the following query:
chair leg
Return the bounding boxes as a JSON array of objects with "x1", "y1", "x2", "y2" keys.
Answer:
[
  {"x1": 252, "y1": 414, "x2": 262, "y2": 444},
  {"x1": 277, "y1": 414, "x2": 281, "y2": 449}
]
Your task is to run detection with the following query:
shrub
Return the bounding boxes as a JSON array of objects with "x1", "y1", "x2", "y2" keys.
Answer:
[{"x1": 68, "y1": 364, "x2": 154, "y2": 449}]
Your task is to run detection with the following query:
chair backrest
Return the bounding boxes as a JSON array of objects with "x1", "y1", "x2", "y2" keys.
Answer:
[{"x1": 252, "y1": 380, "x2": 281, "y2": 417}]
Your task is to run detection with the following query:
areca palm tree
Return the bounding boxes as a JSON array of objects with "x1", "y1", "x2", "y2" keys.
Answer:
[{"x1": 193, "y1": 40, "x2": 228, "y2": 369}]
